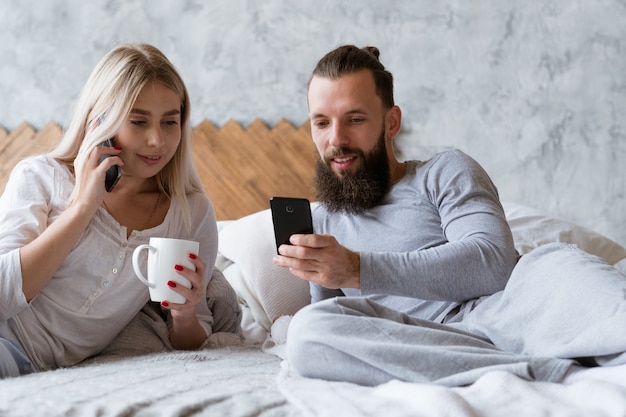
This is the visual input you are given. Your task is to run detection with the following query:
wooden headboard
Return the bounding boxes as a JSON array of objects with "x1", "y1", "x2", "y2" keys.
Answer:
[{"x1": 0, "y1": 120, "x2": 318, "y2": 220}]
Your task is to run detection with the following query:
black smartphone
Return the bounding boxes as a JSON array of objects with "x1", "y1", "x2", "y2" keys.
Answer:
[
  {"x1": 98, "y1": 138, "x2": 121, "y2": 192},
  {"x1": 270, "y1": 197, "x2": 313, "y2": 253}
]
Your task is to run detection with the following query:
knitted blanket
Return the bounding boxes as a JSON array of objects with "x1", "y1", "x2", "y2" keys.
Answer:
[{"x1": 0, "y1": 283, "x2": 300, "y2": 417}]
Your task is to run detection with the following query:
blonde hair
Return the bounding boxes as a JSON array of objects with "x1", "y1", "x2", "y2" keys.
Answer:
[{"x1": 50, "y1": 43, "x2": 204, "y2": 230}]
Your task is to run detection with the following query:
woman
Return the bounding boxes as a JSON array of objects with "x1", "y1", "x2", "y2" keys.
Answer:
[{"x1": 0, "y1": 43, "x2": 239, "y2": 378}]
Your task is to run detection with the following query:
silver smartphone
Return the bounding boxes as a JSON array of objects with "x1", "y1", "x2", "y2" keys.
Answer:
[{"x1": 270, "y1": 197, "x2": 313, "y2": 253}]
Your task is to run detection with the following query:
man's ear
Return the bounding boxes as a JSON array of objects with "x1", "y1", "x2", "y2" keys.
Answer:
[{"x1": 385, "y1": 105, "x2": 402, "y2": 140}]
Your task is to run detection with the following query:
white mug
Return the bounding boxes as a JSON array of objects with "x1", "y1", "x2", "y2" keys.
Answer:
[{"x1": 132, "y1": 237, "x2": 199, "y2": 303}]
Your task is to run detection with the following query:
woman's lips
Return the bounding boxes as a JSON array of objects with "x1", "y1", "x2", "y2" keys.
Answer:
[{"x1": 138, "y1": 155, "x2": 162, "y2": 165}]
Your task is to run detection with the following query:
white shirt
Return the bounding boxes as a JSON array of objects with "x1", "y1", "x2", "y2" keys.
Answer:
[{"x1": 0, "y1": 155, "x2": 219, "y2": 370}]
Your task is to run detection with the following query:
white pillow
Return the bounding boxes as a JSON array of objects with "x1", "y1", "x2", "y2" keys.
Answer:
[
  {"x1": 502, "y1": 201, "x2": 626, "y2": 265},
  {"x1": 218, "y1": 209, "x2": 311, "y2": 331}
]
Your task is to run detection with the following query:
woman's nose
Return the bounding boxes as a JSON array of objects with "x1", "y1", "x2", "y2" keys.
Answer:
[{"x1": 147, "y1": 128, "x2": 164, "y2": 147}]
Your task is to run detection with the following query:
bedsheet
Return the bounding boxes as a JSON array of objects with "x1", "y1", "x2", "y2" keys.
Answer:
[{"x1": 278, "y1": 361, "x2": 626, "y2": 417}]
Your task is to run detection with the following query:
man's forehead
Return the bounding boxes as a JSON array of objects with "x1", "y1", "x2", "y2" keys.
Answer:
[
  {"x1": 309, "y1": 70, "x2": 376, "y2": 90},
  {"x1": 308, "y1": 71, "x2": 380, "y2": 111}
]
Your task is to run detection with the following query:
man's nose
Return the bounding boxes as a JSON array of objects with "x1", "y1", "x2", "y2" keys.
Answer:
[{"x1": 328, "y1": 124, "x2": 349, "y2": 148}]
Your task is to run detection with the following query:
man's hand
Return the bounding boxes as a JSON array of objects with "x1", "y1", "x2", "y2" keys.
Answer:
[{"x1": 272, "y1": 233, "x2": 360, "y2": 289}]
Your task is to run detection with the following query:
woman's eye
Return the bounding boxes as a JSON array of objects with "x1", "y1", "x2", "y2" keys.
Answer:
[
  {"x1": 163, "y1": 120, "x2": 179, "y2": 126},
  {"x1": 130, "y1": 120, "x2": 146, "y2": 126}
]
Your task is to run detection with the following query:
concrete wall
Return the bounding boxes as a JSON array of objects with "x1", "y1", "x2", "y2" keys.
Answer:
[{"x1": 1, "y1": 0, "x2": 625, "y2": 249}]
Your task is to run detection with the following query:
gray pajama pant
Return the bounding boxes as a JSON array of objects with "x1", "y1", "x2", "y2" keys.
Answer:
[
  {"x1": 287, "y1": 243, "x2": 626, "y2": 387},
  {"x1": 0, "y1": 333, "x2": 34, "y2": 379}
]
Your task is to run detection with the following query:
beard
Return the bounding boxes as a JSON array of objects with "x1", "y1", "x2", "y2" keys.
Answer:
[{"x1": 314, "y1": 131, "x2": 391, "y2": 214}]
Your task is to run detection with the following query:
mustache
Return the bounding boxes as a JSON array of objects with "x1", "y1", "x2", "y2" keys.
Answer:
[{"x1": 324, "y1": 147, "x2": 364, "y2": 160}]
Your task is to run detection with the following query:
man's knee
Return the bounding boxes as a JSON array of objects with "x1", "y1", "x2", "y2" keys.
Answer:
[{"x1": 286, "y1": 299, "x2": 341, "y2": 377}]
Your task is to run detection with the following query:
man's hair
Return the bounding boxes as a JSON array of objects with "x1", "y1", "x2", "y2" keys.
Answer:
[{"x1": 309, "y1": 45, "x2": 394, "y2": 109}]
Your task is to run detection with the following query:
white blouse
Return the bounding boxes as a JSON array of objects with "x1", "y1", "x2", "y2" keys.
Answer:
[{"x1": 0, "y1": 155, "x2": 219, "y2": 370}]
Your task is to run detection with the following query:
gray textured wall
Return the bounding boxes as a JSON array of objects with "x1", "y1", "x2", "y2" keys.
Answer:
[{"x1": 1, "y1": 0, "x2": 625, "y2": 251}]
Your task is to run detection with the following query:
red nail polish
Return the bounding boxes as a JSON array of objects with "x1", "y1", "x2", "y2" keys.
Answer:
[
  {"x1": 188, "y1": 253, "x2": 197, "y2": 260},
  {"x1": 114, "y1": 146, "x2": 122, "y2": 150},
  {"x1": 174, "y1": 264, "x2": 184, "y2": 271},
  {"x1": 161, "y1": 301, "x2": 169, "y2": 307},
  {"x1": 167, "y1": 280, "x2": 176, "y2": 288}
]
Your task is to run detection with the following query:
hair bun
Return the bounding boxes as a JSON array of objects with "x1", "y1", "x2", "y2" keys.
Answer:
[{"x1": 362, "y1": 46, "x2": 380, "y2": 60}]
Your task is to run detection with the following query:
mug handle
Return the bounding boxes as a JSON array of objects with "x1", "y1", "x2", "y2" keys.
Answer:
[{"x1": 132, "y1": 244, "x2": 157, "y2": 288}]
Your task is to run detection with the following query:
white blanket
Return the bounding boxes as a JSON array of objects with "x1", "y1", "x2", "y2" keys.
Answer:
[{"x1": 278, "y1": 362, "x2": 626, "y2": 417}]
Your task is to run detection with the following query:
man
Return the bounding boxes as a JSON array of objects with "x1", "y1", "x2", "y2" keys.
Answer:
[{"x1": 273, "y1": 45, "x2": 626, "y2": 387}]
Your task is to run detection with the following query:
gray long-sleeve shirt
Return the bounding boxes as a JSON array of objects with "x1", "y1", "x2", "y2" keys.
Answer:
[{"x1": 311, "y1": 149, "x2": 518, "y2": 322}]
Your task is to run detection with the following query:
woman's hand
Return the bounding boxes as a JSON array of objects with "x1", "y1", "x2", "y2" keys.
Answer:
[
  {"x1": 73, "y1": 143, "x2": 123, "y2": 211},
  {"x1": 161, "y1": 253, "x2": 208, "y2": 350}
]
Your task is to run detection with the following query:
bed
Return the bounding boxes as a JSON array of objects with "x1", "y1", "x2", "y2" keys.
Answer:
[{"x1": 1, "y1": 121, "x2": 626, "y2": 417}]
